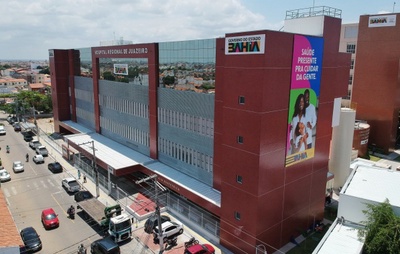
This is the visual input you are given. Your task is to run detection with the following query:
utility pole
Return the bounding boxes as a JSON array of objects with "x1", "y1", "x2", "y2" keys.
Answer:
[
  {"x1": 77, "y1": 140, "x2": 99, "y2": 198},
  {"x1": 135, "y1": 174, "x2": 166, "y2": 254}
]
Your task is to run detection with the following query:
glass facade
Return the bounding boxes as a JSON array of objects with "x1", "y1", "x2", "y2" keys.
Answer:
[
  {"x1": 77, "y1": 47, "x2": 92, "y2": 77},
  {"x1": 158, "y1": 39, "x2": 216, "y2": 93},
  {"x1": 99, "y1": 58, "x2": 149, "y2": 85}
]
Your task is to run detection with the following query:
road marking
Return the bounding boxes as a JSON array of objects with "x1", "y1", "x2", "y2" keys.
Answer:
[
  {"x1": 33, "y1": 182, "x2": 39, "y2": 190},
  {"x1": 40, "y1": 180, "x2": 48, "y2": 188},
  {"x1": 48, "y1": 179, "x2": 55, "y2": 187},
  {"x1": 3, "y1": 188, "x2": 10, "y2": 198},
  {"x1": 11, "y1": 186, "x2": 17, "y2": 195}
]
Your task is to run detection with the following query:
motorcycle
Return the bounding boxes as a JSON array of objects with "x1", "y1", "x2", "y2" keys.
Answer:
[
  {"x1": 184, "y1": 237, "x2": 199, "y2": 248},
  {"x1": 6, "y1": 146, "x2": 10, "y2": 153},
  {"x1": 68, "y1": 206, "x2": 75, "y2": 220},
  {"x1": 78, "y1": 244, "x2": 87, "y2": 254},
  {"x1": 26, "y1": 154, "x2": 29, "y2": 162}
]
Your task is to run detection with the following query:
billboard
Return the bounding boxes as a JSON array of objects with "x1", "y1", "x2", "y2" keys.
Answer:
[
  {"x1": 286, "y1": 35, "x2": 324, "y2": 167},
  {"x1": 113, "y1": 64, "x2": 128, "y2": 75}
]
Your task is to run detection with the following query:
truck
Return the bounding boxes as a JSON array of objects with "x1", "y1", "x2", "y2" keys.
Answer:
[{"x1": 75, "y1": 193, "x2": 132, "y2": 243}]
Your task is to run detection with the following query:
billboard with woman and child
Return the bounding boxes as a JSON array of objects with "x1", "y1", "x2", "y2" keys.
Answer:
[{"x1": 286, "y1": 35, "x2": 324, "y2": 167}]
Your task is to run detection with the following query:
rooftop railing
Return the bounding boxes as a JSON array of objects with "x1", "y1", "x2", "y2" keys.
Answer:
[{"x1": 286, "y1": 6, "x2": 342, "y2": 20}]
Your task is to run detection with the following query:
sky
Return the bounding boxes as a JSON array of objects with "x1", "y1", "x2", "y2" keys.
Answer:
[{"x1": 0, "y1": 0, "x2": 397, "y2": 60}]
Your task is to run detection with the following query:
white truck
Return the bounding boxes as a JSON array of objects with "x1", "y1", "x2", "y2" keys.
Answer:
[{"x1": 75, "y1": 192, "x2": 132, "y2": 242}]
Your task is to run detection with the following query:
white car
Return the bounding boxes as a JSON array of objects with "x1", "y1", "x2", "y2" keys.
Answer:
[
  {"x1": 12, "y1": 161, "x2": 24, "y2": 173},
  {"x1": 33, "y1": 154, "x2": 44, "y2": 164},
  {"x1": 61, "y1": 177, "x2": 81, "y2": 193},
  {"x1": 0, "y1": 125, "x2": 6, "y2": 135},
  {"x1": 0, "y1": 169, "x2": 11, "y2": 182},
  {"x1": 36, "y1": 145, "x2": 48, "y2": 157},
  {"x1": 153, "y1": 221, "x2": 184, "y2": 242}
]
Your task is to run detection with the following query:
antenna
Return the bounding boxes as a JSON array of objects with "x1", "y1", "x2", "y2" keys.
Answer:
[{"x1": 393, "y1": 2, "x2": 396, "y2": 13}]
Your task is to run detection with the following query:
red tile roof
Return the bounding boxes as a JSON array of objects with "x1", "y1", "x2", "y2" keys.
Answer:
[{"x1": 0, "y1": 189, "x2": 23, "y2": 248}]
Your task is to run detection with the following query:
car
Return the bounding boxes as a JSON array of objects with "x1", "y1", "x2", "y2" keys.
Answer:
[
  {"x1": 0, "y1": 169, "x2": 11, "y2": 182},
  {"x1": 0, "y1": 125, "x2": 6, "y2": 135},
  {"x1": 90, "y1": 237, "x2": 120, "y2": 254},
  {"x1": 74, "y1": 190, "x2": 93, "y2": 202},
  {"x1": 29, "y1": 139, "x2": 42, "y2": 149},
  {"x1": 13, "y1": 122, "x2": 21, "y2": 131},
  {"x1": 48, "y1": 162, "x2": 63, "y2": 173},
  {"x1": 62, "y1": 177, "x2": 81, "y2": 193},
  {"x1": 12, "y1": 161, "x2": 24, "y2": 173},
  {"x1": 185, "y1": 244, "x2": 216, "y2": 254},
  {"x1": 20, "y1": 227, "x2": 42, "y2": 252},
  {"x1": 36, "y1": 145, "x2": 49, "y2": 157},
  {"x1": 144, "y1": 214, "x2": 171, "y2": 234},
  {"x1": 153, "y1": 221, "x2": 184, "y2": 242},
  {"x1": 41, "y1": 208, "x2": 59, "y2": 229},
  {"x1": 23, "y1": 134, "x2": 34, "y2": 142},
  {"x1": 33, "y1": 154, "x2": 44, "y2": 164}
]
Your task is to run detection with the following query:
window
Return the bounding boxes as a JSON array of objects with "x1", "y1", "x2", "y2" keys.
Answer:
[
  {"x1": 234, "y1": 211, "x2": 241, "y2": 220},
  {"x1": 348, "y1": 75, "x2": 353, "y2": 85},
  {"x1": 238, "y1": 96, "x2": 245, "y2": 104},
  {"x1": 350, "y1": 59, "x2": 355, "y2": 69},
  {"x1": 237, "y1": 136, "x2": 244, "y2": 144},
  {"x1": 236, "y1": 175, "x2": 243, "y2": 184},
  {"x1": 346, "y1": 43, "x2": 356, "y2": 54}
]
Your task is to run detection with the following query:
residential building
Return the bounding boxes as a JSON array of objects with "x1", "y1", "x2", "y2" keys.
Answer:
[{"x1": 49, "y1": 6, "x2": 349, "y2": 253}]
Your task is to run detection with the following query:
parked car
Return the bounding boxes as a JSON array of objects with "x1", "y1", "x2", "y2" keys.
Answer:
[
  {"x1": 153, "y1": 221, "x2": 184, "y2": 242},
  {"x1": 41, "y1": 208, "x2": 59, "y2": 229},
  {"x1": 74, "y1": 190, "x2": 93, "y2": 202},
  {"x1": 48, "y1": 162, "x2": 63, "y2": 173},
  {"x1": 29, "y1": 139, "x2": 42, "y2": 149},
  {"x1": 185, "y1": 244, "x2": 215, "y2": 254},
  {"x1": 20, "y1": 227, "x2": 42, "y2": 252},
  {"x1": 33, "y1": 154, "x2": 44, "y2": 164},
  {"x1": 36, "y1": 145, "x2": 49, "y2": 157},
  {"x1": 13, "y1": 123, "x2": 21, "y2": 131},
  {"x1": 23, "y1": 134, "x2": 34, "y2": 142},
  {"x1": 144, "y1": 215, "x2": 171, "y2": 234},
  {"x1": 0, "y1": 125, "x2": 6, "y2": 135},
  {"x1": 12, "y1": 161, "x2": 24, "y2": 173},
  {"x1": 0, "y1": 169, "x2": 11, "y2": 182},
  {"x1": 90, "y1": 237, "x2": 120, "y2": 254},
  {"x1": 62, "y1": 177, "x2": 81, "y2": 193}
]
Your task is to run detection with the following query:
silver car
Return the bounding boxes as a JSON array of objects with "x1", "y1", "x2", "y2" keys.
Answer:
[
  {"x1": 0, "y1": 169, "x2": 11, "y2": 182},
  {"x1": 12, "y1": 161, "x2": 24, "y2": 173}
]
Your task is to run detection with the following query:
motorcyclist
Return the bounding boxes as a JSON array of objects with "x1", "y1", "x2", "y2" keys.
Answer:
[
  {"x1": 26, "y1": 153, "x2": 29, "y2": 162},
  {"x1": 68, "y1": 205, "x2": 75, "y2": 219},
  {"x1": 78, "y1": 243, "x2": 87, "y2": 254}
]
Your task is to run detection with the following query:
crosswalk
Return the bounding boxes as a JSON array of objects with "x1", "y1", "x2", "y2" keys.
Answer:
[{"x1": 2, "y1": 178, "x2": 61, "y2": 198}]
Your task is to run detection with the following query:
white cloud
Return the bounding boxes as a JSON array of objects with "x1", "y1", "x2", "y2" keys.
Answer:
[{"x1": 0, "y1": 0, "x2": 274, "y2": 59}]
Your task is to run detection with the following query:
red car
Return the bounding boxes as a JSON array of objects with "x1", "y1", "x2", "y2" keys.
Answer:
[
  {"x1": 41, "y1": 208, "x2": 59, "y2": 229},
  {"x1": 184, "y1": 244, "x2": 215, "y2": 254}
]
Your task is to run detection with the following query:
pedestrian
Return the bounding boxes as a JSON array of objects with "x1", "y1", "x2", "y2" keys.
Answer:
[
  {"x1": 78, "y1": 169, "x2": 81, "y2": 179},
  {"x1": 83, "y1": 173, "x2": 87, "y2": 183}
]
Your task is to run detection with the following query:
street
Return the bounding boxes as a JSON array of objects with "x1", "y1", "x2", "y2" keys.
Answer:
[{"x1": 1, "y1": 122, "x2": 104, "y2": 254}]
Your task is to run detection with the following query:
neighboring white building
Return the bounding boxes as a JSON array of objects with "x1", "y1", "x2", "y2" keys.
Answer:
[
  {"x1": 314, "y1": 158, "x2": 400, "y2": 253},
  {"x1": 338, "y1": 160, "x2": 400, "y2": 224}
]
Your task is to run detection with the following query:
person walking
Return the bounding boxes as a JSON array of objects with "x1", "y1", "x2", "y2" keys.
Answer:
[{"x1": 83, "y1": 173, "x2": 87, "y2": 183}]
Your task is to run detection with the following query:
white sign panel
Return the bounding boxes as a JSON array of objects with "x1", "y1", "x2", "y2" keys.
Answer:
[
  {"x1": 368, "y1": 15, "x2": 396, "y2": 27},
  {"x1": 225, "y1": 34, "x2": 265, "y2": 55}
]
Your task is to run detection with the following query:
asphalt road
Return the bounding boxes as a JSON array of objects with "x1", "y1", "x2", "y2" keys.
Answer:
[{"x1": 0, "y1": 122, "x2": 104, "y2": 254}]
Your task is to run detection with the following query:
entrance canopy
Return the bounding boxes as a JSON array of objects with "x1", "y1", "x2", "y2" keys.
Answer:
[{"x1": 63, "y1": 121, "x2": 152, "y2": 171}]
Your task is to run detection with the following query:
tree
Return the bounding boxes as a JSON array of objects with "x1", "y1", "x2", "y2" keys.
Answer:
[
  {"x1": 358, "y1": 199, "x2": 400, "y2": 254},
  {"x1": 162, "y1": 75, "x2": 175, "y2": 86},
  {"x1": 39, "y1": 67, "x2": 50, "y2": 74}
]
